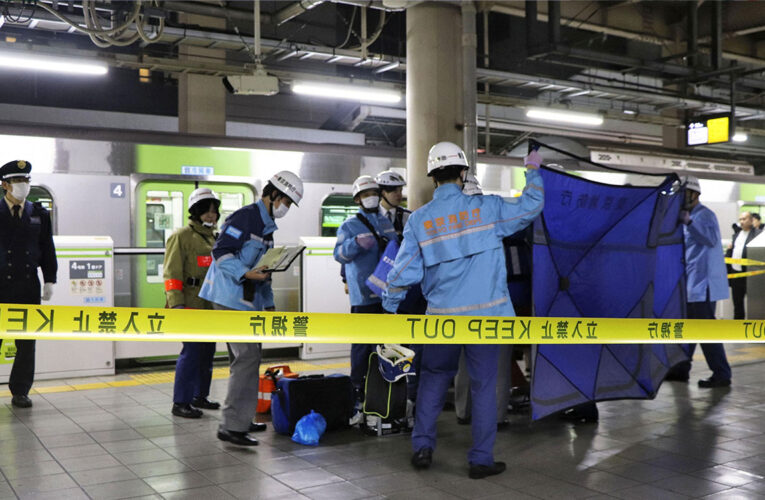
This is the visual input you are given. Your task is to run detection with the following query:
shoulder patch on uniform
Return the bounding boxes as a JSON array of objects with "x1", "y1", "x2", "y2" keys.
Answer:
[{"x1": 225, "y1": 225, "x2": 243, "y2": 239}]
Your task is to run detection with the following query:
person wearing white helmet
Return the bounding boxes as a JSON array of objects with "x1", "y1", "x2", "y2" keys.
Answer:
[
  {"x1": 382, "y1": 141, "x2": 544, "y2": 479},
  {"x1": 375, "y1": 170, "x2": 411, "y2": 239},
  {"x1": 665, "y1": 175, "x2": 732, "y2": 388},
  {"x1": 199, "y1": 171, "x2": 303, "y2": 446},
  {"x1": 334, "y1": 175, "x2": 397, "y2": 402},
  {"x1": 164, "y1": 188, "x2": 221, "y2": 419}
]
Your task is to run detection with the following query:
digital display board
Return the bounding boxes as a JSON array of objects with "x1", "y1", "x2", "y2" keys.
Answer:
[{"x1": 687, "y1": 115, "x2": 730, "y2": 146}]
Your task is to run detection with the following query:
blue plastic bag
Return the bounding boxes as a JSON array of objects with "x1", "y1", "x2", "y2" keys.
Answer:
[{"x1": 291, "y1": 410, "x2": 327, "y2": 446}]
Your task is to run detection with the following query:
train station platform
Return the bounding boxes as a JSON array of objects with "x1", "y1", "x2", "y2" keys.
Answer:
[{"x1": 2, "y1": 345, "x2": 765, "y2": 499}]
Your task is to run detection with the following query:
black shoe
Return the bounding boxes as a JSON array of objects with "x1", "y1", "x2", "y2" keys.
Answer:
[
  {"x1": 11, "y1": 395, "x2": 32, "y2": 408},
  {"x1": 456, "y1": 416, "x2": 471, "y2": 425},
  {"x1": 698, "y1": 377, "x2": 731, "y2": 388},
  {"x1": 411, "y1": 448, "x2": 433, "y2": 469},
  {"x1": 191, "y1": 397, "x2": 220, "y2": 410},
  {"x1": 172, "y1": 403, "x2": 203, "y2": 419},
  {"x1": 249, "y1": 422, "x2": 267, "y2": 433},
  {"x1": 217, "y1": 429, "x2": 259, "y2": 446},
  {"x1": 560, "y1": 404, "x2": 599, "y2": 423},
  {"x1": 469, "y1": 461, "x2": 506, "y2": 479}
]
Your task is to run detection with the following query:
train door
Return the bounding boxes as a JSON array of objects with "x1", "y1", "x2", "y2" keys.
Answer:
[{"x1": 134, "y1": 181, "x2": 255, "y2": 309}]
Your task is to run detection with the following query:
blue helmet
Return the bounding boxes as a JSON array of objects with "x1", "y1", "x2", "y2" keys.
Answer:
[{"x1": 377, "y1": 344, "x2": 416, "y2": 383}]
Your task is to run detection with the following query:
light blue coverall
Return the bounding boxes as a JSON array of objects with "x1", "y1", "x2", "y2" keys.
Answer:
[
  {"x1": 334, "y1": 208, "x2": 397, "y2": 391},
  {"x1": 383, "y1": 172, "x2": 544, "y2": 466}
]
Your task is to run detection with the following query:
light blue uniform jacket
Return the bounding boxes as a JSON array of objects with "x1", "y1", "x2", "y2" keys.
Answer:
[
  {"x1": 334, "y1": 208, "x2": 397, "y2": 307},
  {"x1": 684, "y1": 202, "x2": 729, "y2": 303},
  {"x1": 383, "y1": 171, "x2": 544, "y2": 316},
  {"x1": 199, "y1": 200, "x2": 276, "y2": 311}
]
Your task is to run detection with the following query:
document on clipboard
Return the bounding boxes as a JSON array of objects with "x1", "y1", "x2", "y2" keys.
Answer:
[{"x1": 254, "y1": 245, "x2": 306, "y2": 273}]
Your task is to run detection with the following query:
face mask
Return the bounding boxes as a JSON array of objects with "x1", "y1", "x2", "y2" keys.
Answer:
[
  {"x1": 202, "y1": 221, "x2": 215, "y2": 228},
  {"x1": 10, "y1": 182, "x2": 30, "y2": 201},
  {"x1": 272, "y1": 202, "x2": 290, "y2": 219},
  {"x1": 361, "y1": 196, "x2": 379, "y2": 210}
]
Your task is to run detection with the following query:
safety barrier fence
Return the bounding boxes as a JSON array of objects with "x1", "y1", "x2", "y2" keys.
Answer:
[{"x1": 1, "y1": 303, "x2": 764, "y2": 344}]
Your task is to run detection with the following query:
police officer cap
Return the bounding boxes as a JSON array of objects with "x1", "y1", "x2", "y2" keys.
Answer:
[{"x1": 0, "y1": 160, "x2": 32, "y2": 182}]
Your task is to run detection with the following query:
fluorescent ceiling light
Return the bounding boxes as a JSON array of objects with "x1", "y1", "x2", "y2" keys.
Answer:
[
  {"x1": 0, "y1": 51, "x2": 108, "y2": 76},
  {"x1": 292, "y1": 81, "x2": 401, "y2": 103},
  {"x1": 732, "y1": 133, "x2": 748, "y2": 142},
  {"x1": 526, "y1": 108, "x2": 604, "y2": 126},
  {"x1": 622, "y1": 109, "x2": 637, "y2": 115}
]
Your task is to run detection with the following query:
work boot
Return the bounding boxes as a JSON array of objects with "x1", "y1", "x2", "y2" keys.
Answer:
[
  {"x1": 411, "y1": 448, "x2": 433, "y2": 469},
  {"x1": 11, "y1": 395, "x2": 32, "y2": 408},
  {"x1": 469, "y1": 461, "x2": 506, "y2": 479}
]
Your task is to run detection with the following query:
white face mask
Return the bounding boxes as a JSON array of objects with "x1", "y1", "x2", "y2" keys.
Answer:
[
  {"x1": 202, "y1": 221, "x2": 215, "y2": 228},
  {"x1": 272, "y1": 202, "x2": 290, "y2": 219},
  {"x1": 10, "y1": 181, "x2": 31, "y2": 201},
  {"x1": 361, "y1": 196, "x2": 379, "y2": 210}
]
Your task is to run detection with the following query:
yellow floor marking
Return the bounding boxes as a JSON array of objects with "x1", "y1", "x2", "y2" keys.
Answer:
[{"x1": 1, "y1": 360, "x2": 350, "y2": 398}]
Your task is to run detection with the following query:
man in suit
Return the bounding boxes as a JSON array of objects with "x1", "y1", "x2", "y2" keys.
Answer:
[
  {"x1": 728, "y1": 211, "x2": 762, "y2": 319},
  {"x1": 0, "y1": 160, "x2": 57, "y2": 408}
]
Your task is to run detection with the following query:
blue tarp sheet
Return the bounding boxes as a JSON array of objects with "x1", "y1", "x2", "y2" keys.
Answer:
[{"x1": 530, "y1": 166, "x2": 690, "y2": 420}]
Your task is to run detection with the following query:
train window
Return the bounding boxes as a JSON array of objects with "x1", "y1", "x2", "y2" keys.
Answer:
[
  {"x1": 218, "y1": 191, "x2": 244, "y2": 223},
  {"x1": 320, "y1": 194, "x2": 357, "y2": 237},
  {"x1": 28, "y1": 185, "x2": 55, "y2": 232},
  {"x1": 145, "y1": 190, "x2": 183, "y2": 282}
]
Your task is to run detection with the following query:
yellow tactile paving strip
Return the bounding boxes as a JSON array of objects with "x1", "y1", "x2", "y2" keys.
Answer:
[{"x1": 0, "y1": 360, "x2": 350, "y2": 398}]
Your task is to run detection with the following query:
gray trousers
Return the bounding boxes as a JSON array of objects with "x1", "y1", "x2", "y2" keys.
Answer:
[
  {"x1": 214, "y1": 303, "x2": 262, "y2": 433},
  {"x1": 455, "y1": 345, "x2": 512, "y2": 423}
]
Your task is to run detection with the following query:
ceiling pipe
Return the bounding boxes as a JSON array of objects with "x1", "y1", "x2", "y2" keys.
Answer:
[
  {"x1": 462, "y1": 1, "x2": 478, "y2": 169},
  {"x1": 274, "y1": 0, "x2": 402, "y2": 26},
  {"x1": 711, "y1": 0, "x2": 723, "y2": 70}
]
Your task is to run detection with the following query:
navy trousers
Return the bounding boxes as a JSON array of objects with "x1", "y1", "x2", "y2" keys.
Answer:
[
  {"x1": 413, "y1": 344, "x2": 499, "y2": 466},
  {"x1": 9, "y1": 339, "x2": 36, "y2": 397},
  {"x1": 173, "y1": 342, "x2": 216, "y2": 404},
  {"x1": 350, "y1": 303, "x2": 383, "y2": 395},
  {"x1": 675, "y1": 299, "x2": 732, "y2": 382}
]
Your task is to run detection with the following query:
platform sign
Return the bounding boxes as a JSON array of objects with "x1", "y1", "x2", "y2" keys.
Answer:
[{"x1": 687, "y1": 114, "x2": 730, "y2": 146}]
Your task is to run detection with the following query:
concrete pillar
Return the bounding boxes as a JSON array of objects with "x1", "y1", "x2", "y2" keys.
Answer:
[
  {"x1": 406, "y1": 2, "x2": 463, "y2": 209},
  {"x1": 178, "y1": 10, "x2": 226, "y2": 135}
]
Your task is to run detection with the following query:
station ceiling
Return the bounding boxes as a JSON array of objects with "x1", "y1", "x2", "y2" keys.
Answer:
[{"x1": 1, "y1": 0, "x2": 765, "y2": 172}]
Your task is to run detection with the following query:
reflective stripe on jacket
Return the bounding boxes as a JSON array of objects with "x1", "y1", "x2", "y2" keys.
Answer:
[{"x1": 383, "y1": 170, "x2": 544, "y2": 316}]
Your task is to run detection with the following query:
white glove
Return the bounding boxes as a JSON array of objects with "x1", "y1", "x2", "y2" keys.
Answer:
[
  {"x1": 42, "y1": 283, "x2": 54, "y2": 301},
  {"x1": 524, "y1": 150, "x2": 543, "y2": 169},
  {"x1": 356, "y1": 234, "x2": 376, "y2": 250}
]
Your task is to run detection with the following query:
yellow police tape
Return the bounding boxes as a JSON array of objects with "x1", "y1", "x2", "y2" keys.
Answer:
[
  {"x1": 725, "y1": 257, "x2": 765, "y2": 279},
  {"x1": 1, "y1": 303, "x2": 765, "y2": 344}
]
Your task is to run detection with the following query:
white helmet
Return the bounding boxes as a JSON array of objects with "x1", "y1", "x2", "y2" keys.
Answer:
[
  {"x1": 681, "y1": 175, "x2": 701, "y2": 194},
  {"x1": 375, "y1": 170, "x2": 406, "y2": 187},
  {"x1": 270, "y1": 171, "x2": 304, "y2": 206},
  {"x1": 352, "y1": 175, "x2": 379, "y2": 199},
  {"x1": 462, "y1": 173, "x2": 483, "y2": 196},
  {"x1": 189, "y1": 187, "x2": 220, "y2": 209},
  {"x1": 427, "y1": 141, "x2": 469, "y2": 175}
]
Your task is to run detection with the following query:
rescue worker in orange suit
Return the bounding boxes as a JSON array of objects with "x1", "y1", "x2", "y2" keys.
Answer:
[
  {"x1": 164, "y1": 188, "x2": 222, "y2": 418},
  {"x1": 0, "y1": 160, "x2": 57, "y2": 409}
]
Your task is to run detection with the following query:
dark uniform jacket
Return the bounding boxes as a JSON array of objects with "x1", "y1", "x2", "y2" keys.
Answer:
[{"x1": 0, "y1": 199, "x2": 57, "y2": 304}]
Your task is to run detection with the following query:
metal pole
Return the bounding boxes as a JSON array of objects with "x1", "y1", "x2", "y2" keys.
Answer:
[
  {"x1": 462, "y1": 1, "x2": 477, "y2": 171},
  {"x1": 483, "y1": 8, "x2": 490, "y2": 155},
  {"x1": 687, "y1": 1, "x2": 697, "y2": 68},
  {"x1": 711, "y1": 0, "x2": 722, "y2": 70},
  {"x1": 548, "y1": 0, "x2": 560, "y2": 46},
  {"x1": 525, "y1": 0, "x2": 537, "y2": 56},
  {"x1": 254, "y1": 0, "x2": 261, "y2": 61}
]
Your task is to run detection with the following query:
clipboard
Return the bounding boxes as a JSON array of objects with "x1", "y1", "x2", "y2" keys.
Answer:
[{"x1": 254, "y1": 245, "x2": 306, "y2": 273}]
